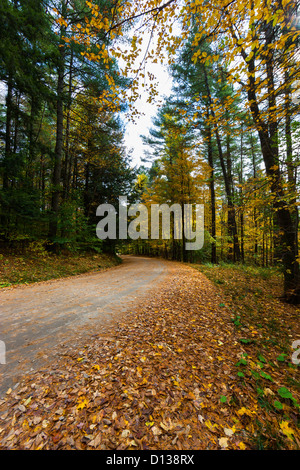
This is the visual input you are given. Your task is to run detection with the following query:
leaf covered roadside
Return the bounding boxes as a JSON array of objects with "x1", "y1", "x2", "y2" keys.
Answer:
[
  {"x1": 194, "y1": 263, "x2": 300, "y2": 448},
  {"x1": 0, "y1": 262, "x2": 299, "y2": 450}
]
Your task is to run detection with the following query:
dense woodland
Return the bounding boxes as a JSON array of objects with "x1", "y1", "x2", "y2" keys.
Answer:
[{"x1": 0, "y1": 0, "x2": 300, "y2": 301}]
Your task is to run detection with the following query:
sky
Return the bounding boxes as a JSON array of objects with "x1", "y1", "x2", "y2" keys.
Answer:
[{"x1": 118, "y1": 20, "x2": 178, "y2": 170}]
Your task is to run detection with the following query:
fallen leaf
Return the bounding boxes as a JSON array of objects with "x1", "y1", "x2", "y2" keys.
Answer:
[
  {"x1": 88, "y1": 433, "x2": 101, "y2": 448},
  {"x1": 218, "y1": 437, "x2": 228, "y2": 448},
  {"x1": 77, "y1": 398, "x2": 88, "y2": 410},
  {"x1": 280, "y1": 421, "x2": 295, "y2": 440},
  {"x1": 23, "y1": 397, "x2": 32, "y2": 407},
  {"x1": 237, "y1": 407, "x2": 255, "y2": 416},
  {"x1": 224, "y1": 427, "x2": 235, "y2": 437}
]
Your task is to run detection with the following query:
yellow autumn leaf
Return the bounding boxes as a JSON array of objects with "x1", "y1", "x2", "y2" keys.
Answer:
[
  {"x1": 77, "y1": 398, "x2": 88, "y2": 410},
  {"x1": 205, "y1": 420, "x2": 218, "y2": 431},
  {"x1": 22, "y1": 419, "x2": 30, "y2": 430},
  {"x1": 237, "y1": 407, "x2": 255, "y2": 416}
]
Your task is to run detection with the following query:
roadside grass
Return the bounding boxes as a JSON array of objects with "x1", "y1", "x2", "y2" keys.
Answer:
[
  {"x1": 0, "y1": 251, "x2": 122, "y2": 288},
  {"x1": 0, "y1": 258, "x2": 299, "y2": 450},
  {"x1": 193, "y1": 262, "x2": 300, "y2": 450}
]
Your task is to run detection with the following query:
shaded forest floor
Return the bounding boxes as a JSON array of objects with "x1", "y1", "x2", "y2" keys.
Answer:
[{"x1": 0, "y1": 258, "x2": 299, "y2": 450}]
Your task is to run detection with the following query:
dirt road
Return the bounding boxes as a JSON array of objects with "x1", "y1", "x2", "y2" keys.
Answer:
[{"x1": 0, "y1": 256, "x2": 170, "y2": 397}]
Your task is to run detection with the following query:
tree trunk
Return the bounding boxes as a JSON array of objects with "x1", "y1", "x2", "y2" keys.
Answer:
[
  {"x1": 203, "y1": 66, "x2": 241, "y2": 262},
  {"x1": 250, "y1": 133, "x2": 258, "y2": 263},
  {"x1": 285, "y1": 69, "x2": 299, "y2": 266},
  {"x1": 227, "y1": 14, "x2": 300, "y2": 301},
  {"x1": 62, "y1": 46, "x2": 74, "y2": 201},
  {"x1": 84, "y1": 160, "x2": 90, "y2": 219},
  {"x1": 3, "y1": 71, "x2": 13, "y2": 190},
  {"x1": 206, "y1": 108, "x2": 217, "y2": 263},
  {"x1": 239, "y1": 130, "x2": 245, "y2": 263}
]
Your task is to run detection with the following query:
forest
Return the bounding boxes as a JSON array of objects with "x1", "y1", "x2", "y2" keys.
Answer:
[
  {"x1": 1, "y1": 0, "x2": 300, "y2": 452},
  {"x1": 0, "y1": 0, "x2": 300, "y2": 302}
]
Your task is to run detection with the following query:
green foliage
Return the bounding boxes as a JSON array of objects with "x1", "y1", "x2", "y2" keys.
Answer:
[{"x1": 0, "y1": 0, "x2": 134, "y2": 255}]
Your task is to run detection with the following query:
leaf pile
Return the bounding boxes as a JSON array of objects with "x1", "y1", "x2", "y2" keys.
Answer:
[{"x1": 0, "y1": 262, "x2": 299, "y2": 450}]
